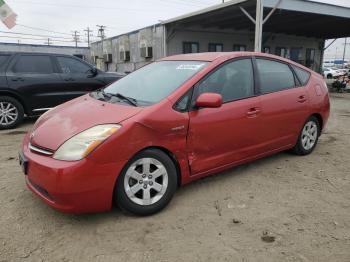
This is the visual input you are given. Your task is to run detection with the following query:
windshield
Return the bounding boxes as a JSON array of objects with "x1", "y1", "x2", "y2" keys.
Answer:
[{"x1": 102, "y1": 60, "x2": 208, "y2": 106}]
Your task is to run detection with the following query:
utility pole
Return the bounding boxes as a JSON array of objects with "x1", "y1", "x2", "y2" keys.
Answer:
[
  {"x1": 96, "y1": 25, "x2": 106, "y2": 56},
  {"x1": 84, "y1": 27, "x2": 92, "y2": 47},
  {"x1": 45, "y1": 38, "x2": 51, "y2": 46},
  {"x1": 72, "y1": 30, "x2": 80, "y2": 48}
]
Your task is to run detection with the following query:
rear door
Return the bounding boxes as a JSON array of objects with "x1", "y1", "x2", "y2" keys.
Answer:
[
  {"x1": 187, "y1": 58, "x2": 265, "y2": 175},
  {"x1": 6, "y1": 54, "x2": 63, "y2": 112},
  {"x1": 54, "y1": 55, "x2": 107, "y2": 97},
  {"x1": 255, "y1": 58, "x2": 310, "y2": 151}
]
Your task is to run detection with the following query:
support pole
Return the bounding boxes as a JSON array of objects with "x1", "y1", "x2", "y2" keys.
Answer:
[
  {"x1": 254, "y1": 0, "x2": 263, "y2": 52},
  {"x1": 342, "y1": 38, "x2": 348, "y2": 69}
]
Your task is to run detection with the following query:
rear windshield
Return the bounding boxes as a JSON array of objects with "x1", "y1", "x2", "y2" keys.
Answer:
[{"x1": 103, "y1": 60, "x2": 208, "y2": 106}]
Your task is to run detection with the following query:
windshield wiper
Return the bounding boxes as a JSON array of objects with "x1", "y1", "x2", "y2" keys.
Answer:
[{"x1": 102, "y1": 91, "x2": 138, "y2": 107}]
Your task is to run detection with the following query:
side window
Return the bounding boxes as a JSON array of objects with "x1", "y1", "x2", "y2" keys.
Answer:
[
  {"x1": 292, "y1": 65, "x2": 311, "y2": 86},
  {"x1": 57, "y1": 56, "x2": 91, "y2": 74},
  {"x1": 174, "y1": 89, "x2": 193, "y2": 112},
  {"x1": 256, "y1": 59, "x2": 296, "y2": 94},
  {"x1": 12, "y1": 55, "x2": 53, "y2": 74},
  {"x1": 194, "y1": 58, "x2": 254, "y2": 103}
]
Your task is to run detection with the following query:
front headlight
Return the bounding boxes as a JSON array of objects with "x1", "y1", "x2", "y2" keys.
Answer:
[{"x1": 53, "y1": 124, "x2": 121, "y2": 161}]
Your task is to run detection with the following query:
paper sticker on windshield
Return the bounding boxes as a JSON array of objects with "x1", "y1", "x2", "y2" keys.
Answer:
[{"x1": 176, "y1": 64, "x2": 205, "y2": 70}]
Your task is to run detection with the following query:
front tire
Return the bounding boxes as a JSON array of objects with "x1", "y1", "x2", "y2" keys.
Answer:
[
  {"x1": 0, "y1": 96, "x2": 24, "y2": 130},
  {"x1": 114, "y1": 149, "x2": 178, "y2": 216},
  {"x1": 292, "y1": 116, "x2": 320, "y2": 155}
]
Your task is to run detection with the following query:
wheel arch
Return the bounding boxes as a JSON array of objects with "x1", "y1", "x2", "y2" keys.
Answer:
[
  {"x1": 310, "y1": 113, "x2": 323, "y2": 132},
  {"x1": 137, "y1": 146, "x2": 182, "y2": 187},
  {"x1": 0, "y1": 90, "x2": 29, "y2": 115}
]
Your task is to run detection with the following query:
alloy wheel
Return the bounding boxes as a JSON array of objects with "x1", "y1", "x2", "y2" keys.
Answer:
[
  {"x1": 124, "y1": 157, "x2": 168, "y2": 206},
  {"x1": 0, "y1": 102, "x2": 18, "y2": 126},
  {"x1": 301, "y1": 121, "x2": 318, "y2": 150}
]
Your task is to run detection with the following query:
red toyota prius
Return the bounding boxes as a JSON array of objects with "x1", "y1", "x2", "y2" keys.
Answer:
[{"x1": 19, "y1": 52, "x2": 330, "y2": 215}]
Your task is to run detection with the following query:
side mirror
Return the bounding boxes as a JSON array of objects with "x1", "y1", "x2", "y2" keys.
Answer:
[
  {"x1": 195, "y1": 93, "x2": 223, "y2": 108},
  {"x1": 87, "y1": 67, "x2": 98, "y2": 77}
]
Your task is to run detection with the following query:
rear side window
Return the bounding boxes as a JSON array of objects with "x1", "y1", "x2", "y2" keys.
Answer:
[
  {"x1": 57, "y1": 56, "x2": 91, "y2": 74},
  {"x1": 12, "y1": 55, "x2": 53, "y2": 74},
  {"x1": 292, "y1": 65, "x2": 311, "y2": 86},
  {"x1": 256, "y1": 59, "x2": 295, "y2": 94}
]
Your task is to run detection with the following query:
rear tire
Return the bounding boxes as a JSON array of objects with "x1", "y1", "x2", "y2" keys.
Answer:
[
  {"x1": 292, "y1": 116, "x2": 320, "y2": 155},
  {"x1": 327, "y1": 74, "x2": 333, "y2": 79},
  {"x1": 0, "y1": 96, "x2": 24, "y2": 130},
  {"x1": 114, "y1": 149, "x2": 178, "y2": 216}
]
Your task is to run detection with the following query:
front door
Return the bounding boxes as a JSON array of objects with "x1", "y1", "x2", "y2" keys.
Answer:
[
  {"x1": 187, "y1": 58, "x2": 264, "y2": 175},
  {"x1": 54, "y1": 56, "x2": 106, "y2": 102}
]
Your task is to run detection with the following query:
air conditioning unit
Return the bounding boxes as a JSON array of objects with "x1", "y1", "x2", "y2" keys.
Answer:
[
  {"x1": 140, "y1": 46, "x2": 153, "y2": 58},
  {"x1": 119, "y1": 51, "x2": 130, "y2": 61},
  {"x1": 103, "y1": 53, "x2": 112, "y2": 63}
]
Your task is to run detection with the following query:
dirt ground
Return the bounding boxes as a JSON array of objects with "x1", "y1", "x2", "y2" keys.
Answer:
[{"x1": 0, "y1": 92, "x2": 349, "y2": 262}]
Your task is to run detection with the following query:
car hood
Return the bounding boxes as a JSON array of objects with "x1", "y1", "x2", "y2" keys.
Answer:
[{"x1": 30, "y1": 95, "x2": 142, "y2": 151}]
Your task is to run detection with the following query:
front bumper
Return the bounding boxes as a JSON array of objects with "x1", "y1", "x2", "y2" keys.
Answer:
[{"x1": 21, "y1": 133, "x2": 125, "y2": 214}]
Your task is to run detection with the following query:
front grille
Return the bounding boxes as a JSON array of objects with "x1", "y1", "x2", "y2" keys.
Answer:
[{"x1": 29, "y1": 143, "x2": 54, "y2": 156}]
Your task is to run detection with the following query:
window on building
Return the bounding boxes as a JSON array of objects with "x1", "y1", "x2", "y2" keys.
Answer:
[
  {"x1": 208, "y1": 43, "x2": 223, "y2": 52},
  {"x1": 233, "y1": 45, "x2": 246, "y2": 51},
  {"x1": 263, "y1": 46, "x2": 271, "y2": 54},
  {"x1": 183, "y1": 42, "x2": 199, "y2": 54},
  {"x1": 256, "y1": 59, "x2": 295, "y2": 94},
  {"x1": 57, "y1": 56, "x2": 91, "y2": 74},
  {"x1": 193, "y1": 58, "x2": 254, "y2": 103},
  {"x1": 12, "y1": 55, "x2": 53, "y2": 74},
  {"x1": 292, "y1": 65, "x2": 311, "y2": 86},
  {"x1": 305, "y1": 48, "x2": 315, "y2": 68},
  {"x1": 290, "y1": 48, "x2": 302, "y2": 63},
  {"x1": 275, "y1": 47, "x2": 287, "y2": 58}
]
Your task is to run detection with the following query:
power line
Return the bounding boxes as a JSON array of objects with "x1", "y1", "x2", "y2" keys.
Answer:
[
  {"x1": 0, "y1": 30, "x2": 73, "y2": 40},
  {"x1": 16, "y1": 24, "x2": 72, "y2": 36},
  {"x1": 0, "y1": 35, "x2": 76, "y2": 43}
]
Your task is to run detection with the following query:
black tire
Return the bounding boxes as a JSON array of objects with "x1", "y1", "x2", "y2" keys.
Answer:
[
  {"x1": 114, "y1": 149, "x2": 178, "y2": 216},
  {"x1": 292, "y1": 116, "x2": 320, "y2": 156},
  {"x1": 0, "y1": 96, "x2": 24, "y2": 130},
  {"x1": 327, "y1": 74, "x2": 333, "y2": 79}
]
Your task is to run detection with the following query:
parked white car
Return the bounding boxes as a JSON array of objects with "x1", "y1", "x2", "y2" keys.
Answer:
[{"x1": 323, "y1": 67, "x2": 343, "y2": 79}]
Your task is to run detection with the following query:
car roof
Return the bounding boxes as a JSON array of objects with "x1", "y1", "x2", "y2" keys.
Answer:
[{"x1": 160, "y1": 51, "x2": 314, "y2": 73}]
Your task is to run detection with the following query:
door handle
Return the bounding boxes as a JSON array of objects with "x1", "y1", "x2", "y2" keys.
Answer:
[
  {"x1": 11, "y1": 77, "x2": 24, "y2": 82},
  {"x1": 297, "y1": 95, "x2": 307, "y2": 103},
  {"x1": 247, "y1": 107, "x2": 261, "y2": 117}
]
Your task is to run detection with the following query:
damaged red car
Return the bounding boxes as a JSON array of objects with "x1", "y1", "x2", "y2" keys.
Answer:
[{"x1": 19, "y1": 52, "x2": 330, "y2": 215}]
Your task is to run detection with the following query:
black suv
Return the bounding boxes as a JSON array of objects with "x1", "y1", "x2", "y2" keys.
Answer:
[{"x1": 0, "y1": 52, "x2": 123, "y2": 129}]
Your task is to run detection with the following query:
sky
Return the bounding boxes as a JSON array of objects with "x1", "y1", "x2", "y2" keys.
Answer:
[{"x1": 1, "y1": 0, "x2": 350, "y2": 59}]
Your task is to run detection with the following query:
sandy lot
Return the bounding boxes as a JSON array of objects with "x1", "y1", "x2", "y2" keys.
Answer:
[{"x1": 0, "y1": 93, "x2": 349, "y2": 262}]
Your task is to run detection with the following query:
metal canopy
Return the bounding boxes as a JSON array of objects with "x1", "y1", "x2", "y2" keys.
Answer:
[{"x1": 163, "y1": 0, "x2": 350, "y2": 40}]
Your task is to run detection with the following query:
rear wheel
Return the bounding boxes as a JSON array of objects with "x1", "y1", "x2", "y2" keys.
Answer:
[
  {"x1": 0, "y1": 96, "x2": 24, "y2": 130},
  {"x1": 327, "y1": 74, "x2": 333, "y2": 79},
  {"x1": 114, "y1": 149, "x2": 177, "y2": 216},
  {"x1": 292, "y1": 116, "x2": 320, "y2": 155}
]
